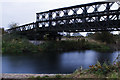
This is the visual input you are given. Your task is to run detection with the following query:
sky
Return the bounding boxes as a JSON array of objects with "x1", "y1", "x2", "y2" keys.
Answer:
[{"x1": 0, "y1": 0, "x2": 119, "y2": 35}]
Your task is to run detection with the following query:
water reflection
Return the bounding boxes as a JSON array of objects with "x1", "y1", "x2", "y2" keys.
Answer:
[{"x1": 2, "y1": 50, "x2": 119, "y2": 74}]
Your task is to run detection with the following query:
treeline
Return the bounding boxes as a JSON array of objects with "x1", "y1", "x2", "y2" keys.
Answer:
[{"x1": 87, "y1": 31, "x2": 120, "y2": 44}]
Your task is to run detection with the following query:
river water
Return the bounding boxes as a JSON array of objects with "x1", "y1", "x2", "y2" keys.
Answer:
[{"x1": 2, "y1": 50, "x2": 119, "y2": 74}]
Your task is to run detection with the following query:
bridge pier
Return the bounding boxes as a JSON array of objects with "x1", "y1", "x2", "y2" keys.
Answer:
[{"x1": 47, "y1": 32, "x2": 62, "y2": 41}]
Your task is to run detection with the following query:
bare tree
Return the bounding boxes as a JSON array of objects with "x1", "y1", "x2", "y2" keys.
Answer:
[{"x1": 9, "y1": 23, "x2": 19, "y2": 29}]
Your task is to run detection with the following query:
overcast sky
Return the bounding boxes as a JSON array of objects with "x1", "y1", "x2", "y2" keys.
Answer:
[{"x1": 1, "y1": 0, "x2": 109, "y2": 29}]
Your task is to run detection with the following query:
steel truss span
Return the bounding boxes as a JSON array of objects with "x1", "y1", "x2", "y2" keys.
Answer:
[{"x1": 8, "y1": 1, "x2": 120, "y2": 33}]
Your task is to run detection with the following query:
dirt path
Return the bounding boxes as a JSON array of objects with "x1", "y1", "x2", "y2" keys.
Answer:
[{"x1": 2, "y1": 73, "x2": 69, "y2": 79}]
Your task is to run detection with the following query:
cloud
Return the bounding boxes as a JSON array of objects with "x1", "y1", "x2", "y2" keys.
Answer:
[
  {"x1": 105, "y1": 0, "x2": 120, "y2": 2},
  {"x1": 1, "y1": 0, "x2": 102, "y2": 3},
  {"x1": 1, "y1": 0, "x2": 44, "y2": 2}
]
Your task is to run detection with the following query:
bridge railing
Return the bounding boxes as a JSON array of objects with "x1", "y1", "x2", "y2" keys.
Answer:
[{"x1": 7, "y1": 22, "x2": 36, "y2": 33}]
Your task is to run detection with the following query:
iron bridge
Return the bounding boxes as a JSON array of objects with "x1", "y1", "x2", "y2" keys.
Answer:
[{"x1": 8, "y1": 1, "x2": 120, "y2": 40}]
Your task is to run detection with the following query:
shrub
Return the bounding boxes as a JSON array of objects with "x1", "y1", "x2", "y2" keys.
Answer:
[
  {"x1": 87, "y1": 42, "x2": 110, "y2": 52},
  {"x1": 91, "y1": 32, "x2": 116, "y2": 44},
  {"x1": 42, "y1": 75, "x2": 49, "y2": 78},
  {"x1": 36, "y1": 76, "x2": 41, "y2": 79},
  {"x1": 89, "y1": 61, "x2": 119, "y2": 75},
  {"x1": 2, "y1": 34, "x2": 39, "y2": 54},
  {"x1": 55, "y1": 75, "x2": 62, "y2": 78}
]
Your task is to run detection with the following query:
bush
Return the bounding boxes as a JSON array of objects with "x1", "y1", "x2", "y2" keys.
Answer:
[
  {"x1": 55, "y1": 75, "x2": 62, "y2": 78},
  {"x1": 42, "y1": 75, "x2": 49, "y2": 78},
  {"x1": 38, "y1": 40, "x2": 89, "y2": 52},
  {"x1": 91, "y1": 32, "x2": 116, "y2": 44},
  {"x1": 89, "y1": 61, "x2": 119, "y2": 75},
  {"x1": 2, "y1": 34, "x2": 39, "y2": 54}
]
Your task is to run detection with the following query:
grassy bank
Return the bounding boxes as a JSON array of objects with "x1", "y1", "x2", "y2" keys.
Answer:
[
  {"x1": 39, "y1": 40, "x2": 111, "y2": 53},
  {"x1": 28, "y1": 58, "x2": 120, "y2": 79},
  {"x1": 2, "y1": 33, "x2": 111, "y2": 54},
  {"x1": 2, "y1": 34, "x2": 39, "y2": 54},
  {"x1": 70, "y1": 55, "x2": 119, "y2": 78}
]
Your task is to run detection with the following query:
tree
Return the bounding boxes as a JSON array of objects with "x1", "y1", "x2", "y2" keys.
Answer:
[
  {"x1": 0, "y1": 28, "x2": 6, "y2": 35},
  {"x1": 94, "y1": 31, "x2": 115, "y2": 44},
  {"x1": 9, "y1": 23, "x2": 19, "y2": 29},
  {"x1": 86, "y1": 32, "x2": 94, "y2": 37}
]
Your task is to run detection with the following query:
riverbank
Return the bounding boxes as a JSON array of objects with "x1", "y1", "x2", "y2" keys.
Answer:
[
  {"x1": 2, "y1": 73, "x2": 69, "y2": 79},
  {"x1": 2, "y1": 71, "x2": 119, "y2": 79},
  {"x1": 2, "y1": 34, "x2": 113, "y2": 55},
  {"x1": 2, "y1": 60, "x2": 119, "y2": 79}
]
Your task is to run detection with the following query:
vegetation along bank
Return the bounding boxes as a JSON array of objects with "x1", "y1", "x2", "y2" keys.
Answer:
[{"x1": 2, "y1": 32, "x2": 119, "y2": 54}]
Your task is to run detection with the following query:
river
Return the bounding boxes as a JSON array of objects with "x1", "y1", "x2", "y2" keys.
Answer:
[{"x1": 2, "y1": 50, "x2": 119, "y2": 74}]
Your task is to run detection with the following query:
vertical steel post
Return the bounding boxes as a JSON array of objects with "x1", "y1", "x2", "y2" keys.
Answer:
[
  {"x1": 49, "y1": 12, "x2": 52, "y2": 27},
  {"x1": 106, "y1": 3, "x2": 110, "y2": 27}
]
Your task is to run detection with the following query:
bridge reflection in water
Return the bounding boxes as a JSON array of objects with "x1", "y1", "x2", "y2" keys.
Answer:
[{"x1": 8, "y1": 1, "x2": 120, "y2": 40}]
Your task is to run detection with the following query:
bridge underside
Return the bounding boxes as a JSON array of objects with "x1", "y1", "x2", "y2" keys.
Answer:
[
  {"x1": 15, "y1": 20, "x2": 119, "y2": 40},
  {"x1": 36, "y1": 20, "x2": 120, "y2": 32}
]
